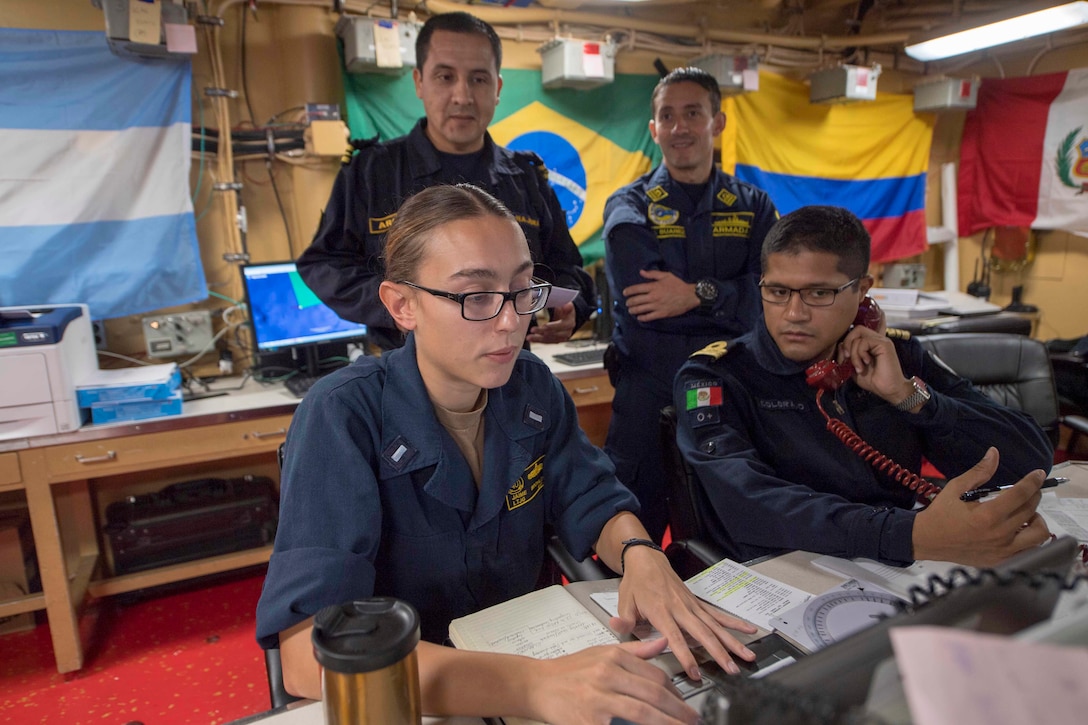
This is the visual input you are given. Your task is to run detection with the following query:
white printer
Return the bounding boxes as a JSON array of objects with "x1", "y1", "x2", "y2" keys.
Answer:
[{"x1": 0, "y1": 304, "x2": 98, "y2": 441}]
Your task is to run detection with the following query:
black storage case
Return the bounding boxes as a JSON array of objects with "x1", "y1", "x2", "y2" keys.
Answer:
[{"x1": 104, "y1": 475, "x2": 278, "y2": 575}]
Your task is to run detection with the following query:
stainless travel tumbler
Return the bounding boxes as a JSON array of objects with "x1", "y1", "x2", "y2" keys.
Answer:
[{"x1": 312, "y1": 598, "x2": 422, "y2": 725}]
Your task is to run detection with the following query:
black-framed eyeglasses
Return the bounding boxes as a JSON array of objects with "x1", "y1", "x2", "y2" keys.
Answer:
[
  {"x1": 758, "y1": 278, "x2": 861, "y2": 307},
  {"x1": 399, "y1": 278, "x2": 553, "y2": 321}
]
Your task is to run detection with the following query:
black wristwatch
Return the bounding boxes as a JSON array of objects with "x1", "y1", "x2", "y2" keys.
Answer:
[{"x1": 694, "y1": 279, "x2": 718, "y2": 307}]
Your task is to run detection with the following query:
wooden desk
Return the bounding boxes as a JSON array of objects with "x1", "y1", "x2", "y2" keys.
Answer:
[
  {"x1": 530, "y1": 341, "x2": 613, "y2": 448},
  {"x1": 226, "y1": 699, "x2": 485, "y2": 725},
  {"x1": 0, "y1": 379, "x2": 299, "y2": 672},
  {"x1": 0, "y1": 345, "x2": 615, "y2": 673}
]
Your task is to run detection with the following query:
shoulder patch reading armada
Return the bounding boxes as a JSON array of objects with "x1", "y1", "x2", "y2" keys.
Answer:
[
  {"x1": 886, "y1": 328, "x2": 911, "y2": 341},
  {"x1": 689, "y1": 340, "x2": 729, "y2": 360},
  {"x1": 369, "y1": 213, "x2": 397, "y2": 235}
]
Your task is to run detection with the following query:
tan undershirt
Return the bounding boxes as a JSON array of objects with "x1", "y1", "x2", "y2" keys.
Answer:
[{"x1": 432, "y1": 390, "x2": 488, "y2": 488}]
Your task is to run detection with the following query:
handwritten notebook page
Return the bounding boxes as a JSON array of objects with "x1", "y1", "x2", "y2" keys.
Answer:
[
  {"x1": 449, "y1": 585, "x2": 622, "y2": 725},
  {"x1": 448, "y1": 584, "x2": 618, "y2": 658},
  {"x1": 890, "y1": 626, "x2": 1088, "y2": 725}
]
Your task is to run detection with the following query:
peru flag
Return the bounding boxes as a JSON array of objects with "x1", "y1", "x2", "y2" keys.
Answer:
[{"x1": 959, "y1": 68, "x2": 1088, "y2": 235}]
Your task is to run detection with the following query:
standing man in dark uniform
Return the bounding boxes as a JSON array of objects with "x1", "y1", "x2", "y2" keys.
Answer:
[
  {"x1": 297, "y1": 12, "x2": 593, "y2": 350},
  {"x1": 602, "y1": 67, "x2": 778, "y2": 541}
]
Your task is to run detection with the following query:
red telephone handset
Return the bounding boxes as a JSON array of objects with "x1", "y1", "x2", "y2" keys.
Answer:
[
  {"x1": 802, "y1": 296, "x2": 942, "y2": 501},
  {"x1": 805, "y1": 296, "x2": 882, "y2": 391}
]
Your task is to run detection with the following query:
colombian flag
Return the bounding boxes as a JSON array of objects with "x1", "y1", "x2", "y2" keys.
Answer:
[
  {"x1": 721, "y1": 72, "x2": 935, "y2": 263},
  {"x1": 959, "y1": 69, "x2": 1088, "y2": 236},
  {"x1": 342, "y1": 69, "x2": 660, "y2": 263}
]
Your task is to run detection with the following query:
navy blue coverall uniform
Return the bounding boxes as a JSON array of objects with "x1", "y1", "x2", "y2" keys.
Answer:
[
  {"x1": 674, "y1": 323, "x2": 1054, "y2": 565},
  {"x1": 602, "y1": 164, "x2": 778, "y2": 540},
  {"x1": 255, "y1": 334, "x2": 637, "y2": 647},
  {"x1": 296, "y1": 119, "x2": 594, "y2": 350}
]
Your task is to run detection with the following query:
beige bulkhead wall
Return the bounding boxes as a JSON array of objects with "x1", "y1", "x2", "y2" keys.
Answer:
[{"x1": 5, "y1": 0, "x2": 1087, "y2": 375}]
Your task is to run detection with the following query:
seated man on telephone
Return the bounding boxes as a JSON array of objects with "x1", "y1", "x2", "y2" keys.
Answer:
[{"x1": 675, "y1": 205, "x2": 1054, "y2": 567}]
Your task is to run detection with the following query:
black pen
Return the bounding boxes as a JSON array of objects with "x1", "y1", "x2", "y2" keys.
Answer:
[{"x1": 961, "y1": 476, "x2": 1069, "y2": 502}]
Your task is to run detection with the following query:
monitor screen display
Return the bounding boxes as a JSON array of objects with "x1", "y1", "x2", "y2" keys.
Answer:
[{"x1": 241, "y1": 262, "x2": 367, "y2": 351}]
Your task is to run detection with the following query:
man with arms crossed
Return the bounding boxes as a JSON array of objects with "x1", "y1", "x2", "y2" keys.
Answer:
[
  {"x1": 297, "y1": 12, "x2": 593, "y2": 350},
  {"x1": 675, "y1": 205, "x2": 1053, "y2": 566},
  {"x1": 602, "y1": 67, "x2": 778, "y2": 541}
]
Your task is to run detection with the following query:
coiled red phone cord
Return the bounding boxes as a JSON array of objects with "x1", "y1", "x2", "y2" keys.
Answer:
[{"x1": 815, "y1": 388, "x2": 942, "y2": 503}]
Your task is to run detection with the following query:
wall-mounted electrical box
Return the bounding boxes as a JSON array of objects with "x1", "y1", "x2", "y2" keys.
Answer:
[
  {"x1": 538, "y1": 39, "x2": 616, "y2": 90},
  {"x1": 691, "y1": 54, "x2": 760, "y2": 95},
  {"x1": 93, "y1": 0, "x2": 194, "y2": 60},
  {"x1": 810, "y1": 64, "x2": 882, "y2": 104},
  {"x1": 335, "y1": 15, "x2": 418, "y2": 74},
  {"x1": 913, "y1": 77, "x2": 979, "y2": 112}
]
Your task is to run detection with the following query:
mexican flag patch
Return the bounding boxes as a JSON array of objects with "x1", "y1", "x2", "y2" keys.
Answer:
[{"x1": 686, "y1": 384, "x2": 723, "y2": 410}]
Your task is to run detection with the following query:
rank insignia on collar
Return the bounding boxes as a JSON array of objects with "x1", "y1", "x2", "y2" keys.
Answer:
[
  {"x1": 716, "y1": 189, "x2": 737, "y2": 206},
  {"x1": 886, "y1": 328, "x2": 911, "y2": 340},
  {"x1": 690, "y1": 340, "x2": 729, "y2": 360},
  {"x1": 382, "y1": 436, "x2": 418, "y2": 471},
  {"x1": 523, "y1": 405, "x2": 547, "y2": 430},
  {"x1": 646, "y1": 185, "x2": 668, "y2": 202}
]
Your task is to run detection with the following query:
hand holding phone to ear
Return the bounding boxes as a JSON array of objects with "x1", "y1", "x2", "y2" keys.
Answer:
[{"x1": 837, "y1": 326, "x2": 917, "y2": 404}]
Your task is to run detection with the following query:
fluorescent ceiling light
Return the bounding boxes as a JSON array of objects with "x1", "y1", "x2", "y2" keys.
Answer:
[{"x1": 905, "y1": 2, "x2": 1088, "y2": 61}]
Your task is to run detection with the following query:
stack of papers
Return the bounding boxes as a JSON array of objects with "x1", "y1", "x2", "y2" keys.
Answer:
[
  {"x1": 869, "y1": 288, "x2": 1003, "y2": 323},
  {"x1": 76, "y1": 364, "x2": 183, "y2": 424}
]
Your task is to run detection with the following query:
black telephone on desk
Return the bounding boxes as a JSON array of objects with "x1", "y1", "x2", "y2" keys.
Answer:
[{"x1": 803, "y1": 296, "x2": 942, "y2": 501}]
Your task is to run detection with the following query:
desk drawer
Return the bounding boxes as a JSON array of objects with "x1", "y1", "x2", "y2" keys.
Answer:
[
  {"x1": 0, "y1": 452, "x2": 21, "y2": 487},
  {"x1": 43, "y1": 415, "x2": 293, "y2": 481},
  {"x1": 562, "y1": 373, "x2": 614, "y2": 408}
]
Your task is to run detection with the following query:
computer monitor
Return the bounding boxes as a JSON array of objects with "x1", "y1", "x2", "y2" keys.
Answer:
[{"x1": 240, "y1": 261, "x2": 368, "y2": 376}]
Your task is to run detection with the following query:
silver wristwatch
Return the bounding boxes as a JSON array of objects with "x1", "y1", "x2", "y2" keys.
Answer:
[{"x1": 894, "y1": 376, "x2": 930, "y2": 411}]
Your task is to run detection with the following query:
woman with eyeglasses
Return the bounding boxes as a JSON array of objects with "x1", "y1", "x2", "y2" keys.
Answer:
[{"x1": 256, "y1": 184, "x2": 757, "y2": 724}]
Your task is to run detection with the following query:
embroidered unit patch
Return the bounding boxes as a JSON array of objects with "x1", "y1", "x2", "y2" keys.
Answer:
[{"x1": 506, "y1": 455, "x2": 545, "y2": 510}]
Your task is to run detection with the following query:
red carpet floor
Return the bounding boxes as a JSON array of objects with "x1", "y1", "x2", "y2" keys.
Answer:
[{"x1": 0, "y1": 570, "x2": 270, "y2": 724}]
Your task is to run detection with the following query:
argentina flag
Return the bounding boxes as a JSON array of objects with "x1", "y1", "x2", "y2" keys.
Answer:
[{"x1": 0, "y1": 29, "x2": 206, "y2": 319}]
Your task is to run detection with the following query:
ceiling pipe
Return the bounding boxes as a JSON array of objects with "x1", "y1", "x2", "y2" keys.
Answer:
[{"x1": 408, "y1": 0, "x2": 911, "y2": 51}]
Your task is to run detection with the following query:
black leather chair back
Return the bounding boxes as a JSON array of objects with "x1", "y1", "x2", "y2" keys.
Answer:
[
  {"x1": 916, "y1": 333, "x2": 1060, "y2": 446},
  {"x1": 659, "y1": 405, "x2": 703, "y2": 544},
  {"x1": 264, "y1": 647, "x2": 301, "y2": 709},
  {"x1": 658, "y1": 406, "x2": 728, "y2": 577},
  {"x1": 265, "y1": 442, "x2": 303, "y2": 710}
]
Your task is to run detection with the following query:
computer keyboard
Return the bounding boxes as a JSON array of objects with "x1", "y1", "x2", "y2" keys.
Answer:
[
  {"x1": 284, "y1": 373, "x2": 324, "y2": 398},
  {"x1": 553, "y1": 347, "x2": 607, "y2": 367}
]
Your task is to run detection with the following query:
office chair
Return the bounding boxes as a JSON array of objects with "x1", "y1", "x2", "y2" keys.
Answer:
[
  {"x1": 1049, "y1": 351, "x2": 1088, "y2": 455},
  {"x1": 898, "y1": 311, "x2": 1033, "y2": 337},
  {"x1": 262, "y1": 442, "x2": 304, "y2": 710},
  {"x1": 915, "y1": 333, "x2": 1061, "y2": 447},
  {"x1": 658, "y1": 406, "x2": 728, "y2": 579},
  {"x1": 264, "y1": 646, "x2": 303, "y2": 709}
]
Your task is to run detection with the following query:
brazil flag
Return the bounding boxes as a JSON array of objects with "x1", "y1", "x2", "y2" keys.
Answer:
[{"x1": 342, "y1": 69, "x2": 661, "y2": 263}]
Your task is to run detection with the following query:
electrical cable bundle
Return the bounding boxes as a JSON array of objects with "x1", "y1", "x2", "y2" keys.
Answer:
[{"x1": 191, "y1": 126, "x2": 305, "y2": 158}]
